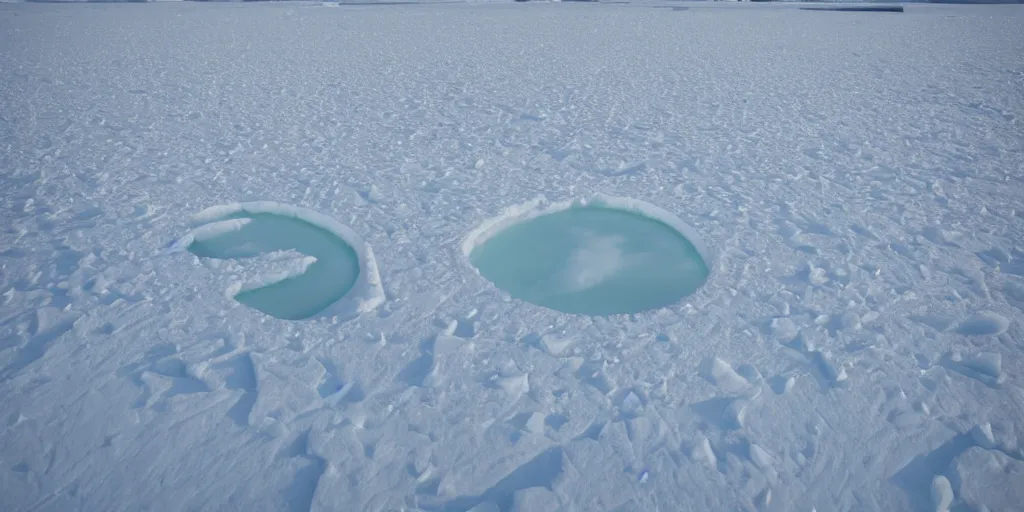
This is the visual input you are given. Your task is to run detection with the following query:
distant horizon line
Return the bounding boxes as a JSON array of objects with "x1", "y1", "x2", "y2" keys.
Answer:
[{"x1": 8, "y1": 0, "x2": 1024, "y2": 4}]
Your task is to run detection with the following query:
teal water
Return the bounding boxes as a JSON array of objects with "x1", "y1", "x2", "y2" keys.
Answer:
[
  {"x1": 188, "y1": 212, "x2": 361, "y2": 320},
  {"x1": 469, "y1": 206, "x2": 709, "y2": 316}
]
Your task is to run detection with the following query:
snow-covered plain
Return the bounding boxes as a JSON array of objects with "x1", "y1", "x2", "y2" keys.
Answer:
[{"x1": 2, "y1": 1, "x2": 1023, "y2": 511}]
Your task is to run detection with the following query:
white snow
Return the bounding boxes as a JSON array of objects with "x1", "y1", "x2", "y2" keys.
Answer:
[
  {"x1": 1, "y1": 1, "x2": 1023, "y2": 512},
  {"x1": 188, "y1": 217, "x2": 252, "y2": 244}
]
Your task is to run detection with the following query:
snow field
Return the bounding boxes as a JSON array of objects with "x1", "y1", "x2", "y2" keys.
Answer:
[{"x1": 1, "y1": 2, "x2": 1023, "y2": 511}]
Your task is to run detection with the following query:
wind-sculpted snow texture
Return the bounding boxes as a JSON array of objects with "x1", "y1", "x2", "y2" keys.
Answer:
[{"x1": 1, "y1": 2, "x2": 1023, "y2": 511}]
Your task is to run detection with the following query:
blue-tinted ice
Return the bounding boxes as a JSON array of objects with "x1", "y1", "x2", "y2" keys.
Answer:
[
  {"x1": 470, "y1": 206, "x2": 709, "y2": 316},
  {"x1": 188, "y1": 212, "x2": 360, "y2": 320}
]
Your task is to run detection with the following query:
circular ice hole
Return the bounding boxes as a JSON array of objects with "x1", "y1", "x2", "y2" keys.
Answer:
[
  {"x1": 467, "y1": 196, "x2": 711, "y2": 316},
  {"x1": 184, "y1": 202, "x2": 384, "y2": 321}
]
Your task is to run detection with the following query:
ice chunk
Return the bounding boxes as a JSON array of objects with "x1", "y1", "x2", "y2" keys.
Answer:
[
  {"x1": 809, "y1": 265, "x2": 829, "y2": 286},
  {"x1": 930, "y1": 475, "x2": 953, "y2": 512},
  {"x1": 621, "y1": 390, "x2": 643, "y2": 416},
  {"x1": 434, "y1": 334, "x2": 465, "y2": 354},
  {"x1": 963, "y1": 352, "x2": 1002, "y2": 380},
  {"x1": 770, "y1": 317, "x2": 799, "y2": 342},
  {"x1": 691, "y1": 437, "x2": 717, "y2": 466},
  {"x1": 704, "y1": 357, "x2": 751, "y2": 394},
  {"x1": 861, "y1": 311, "x2": 880, "y2": 325},
  {"x1": 364, "y1": 184, "x2": 382, "y2": 203},
  {"x1": 539, "y1": 334, "x2": 573, "y2": 356},
  {"x1": 755, "y1": 487, "x2": 772, "y2": 509},
  {"x1": 749, "y1": 443, "x2": 772, "y2": 469},
  {"x1": 725, "y1": 399, "x2": 749, "y2": 429},
  {"x1": 736, "y1": 364, "x2": 763, "y2": 385},
  {"x1": 956, "y1": 312, "x2": 1009, "y2": 336},
  {"x1": 518, "y1": 412, "x2": 546, "y2": 434},
  {"x1": 839, "y1": 311, "x2": 862, "y2": 331},
  {"x1": 497, "y1": 374, "x2": 530, "y2": 400},
  {"x1": 970, "y1": 423, "x2": 995, "y2": 449},
  {"x1": 769, "y1": 375, "x2": 796, "y2": 395}
]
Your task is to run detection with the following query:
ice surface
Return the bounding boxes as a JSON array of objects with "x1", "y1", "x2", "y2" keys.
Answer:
[
  {"x1": 961, "y1": 352, "x2": 1002, "y2": 380},
  {"x1": 954, "y1": 311, "x2": 1010, "y2": 336},
  {"x1": 1, "y1": 1, "x2": 1023, "y2": 511},
  {"x1": 951, "y1": 446, "x2": 1024, "y2": 512}
]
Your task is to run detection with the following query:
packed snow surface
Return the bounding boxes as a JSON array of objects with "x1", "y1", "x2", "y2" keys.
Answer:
[{"x1": 1, "y1": 2, "x2": 1023, "y2": 511}]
